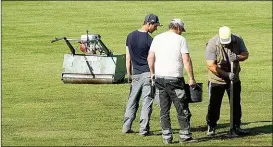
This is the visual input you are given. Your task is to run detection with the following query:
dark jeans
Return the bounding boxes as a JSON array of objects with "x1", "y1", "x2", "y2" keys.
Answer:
[
  {"x1": 206, "y1": 81, "x2": 242, "y2": 128},
  {"x1": 155, "y1": 76, "x2": 192, "y2": 140}
]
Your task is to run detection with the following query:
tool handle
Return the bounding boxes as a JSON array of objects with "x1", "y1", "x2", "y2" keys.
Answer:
[
  {"x1": 231, "y1": 62, "x2": 234, "y2": 73},
  {"x1": 230, "y1": 61, "x2": 234, "y2": 130}
]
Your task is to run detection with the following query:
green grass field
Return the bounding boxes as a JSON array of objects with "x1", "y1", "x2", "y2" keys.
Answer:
[{"x1": 1, "y1": 1, "x2": 272, "y2": 146}]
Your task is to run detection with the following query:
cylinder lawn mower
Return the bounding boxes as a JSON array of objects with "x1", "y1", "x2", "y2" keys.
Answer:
[{"x1": 51, "y1": 30, "x2": 126, "y2": 84}]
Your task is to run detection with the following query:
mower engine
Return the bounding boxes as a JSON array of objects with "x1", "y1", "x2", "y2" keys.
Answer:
[{"x1": 79, "y1": 34, "x2": 110, "y2": 55}]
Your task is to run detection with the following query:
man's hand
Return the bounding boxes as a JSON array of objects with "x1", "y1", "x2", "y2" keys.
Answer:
[
  {"x1": 223, "y1": 72, "x2": 236, "y2": 81},
  {"x1": 188, "y1": 79, "x2": 196, "y2": 88},
  {"x1": 150, "y1": 74, "x2": 155, "y2": 80},
  {"x1": 128, "y1": 75, "x2": 132, "y2": 83},
  {"x1": 150, "y1": 74, "x2": 155, "y2": 86},
  {"x1": 229, "y1": 52, "x2": 239, "y2": 62},
  {"x1": 228, "y1": 72, "x2": 235, "y2": 81}
]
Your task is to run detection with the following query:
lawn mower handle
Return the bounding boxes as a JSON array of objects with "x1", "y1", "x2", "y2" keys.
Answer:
[{"x1": 51, "y1": 37, "x2": 65, "y2": 43}]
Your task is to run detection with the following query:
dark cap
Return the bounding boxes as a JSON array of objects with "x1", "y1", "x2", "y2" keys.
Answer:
[{"x1": 144, "y1": 14, "x2": 162, "y2": 26}]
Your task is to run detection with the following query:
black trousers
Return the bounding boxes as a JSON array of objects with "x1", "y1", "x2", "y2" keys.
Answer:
[
  {"x1": 206, "y1": 81, "x2": 242, "y2": 128},
  {"x1": 155, "y1": 77, "x2": 192, "y2": 136}
]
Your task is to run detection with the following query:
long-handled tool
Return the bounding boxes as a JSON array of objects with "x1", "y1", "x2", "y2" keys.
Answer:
[{"x1": 227, "y1": 61, "x2": 237, "y2": 137}]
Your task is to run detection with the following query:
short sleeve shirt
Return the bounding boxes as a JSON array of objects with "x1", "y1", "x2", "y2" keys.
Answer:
[
  {"x1": 205, "y1": 35, "x2": 248, "y2": 60},
  {"x1": 126, "y1": 30, "x2": 153, "y2": 75},
  {"x1": 150, "y1": 31, "x2": 189, "y2": 77},
  {"x1": 205, "y1": 34, "x2": 248, "y2": 84}
]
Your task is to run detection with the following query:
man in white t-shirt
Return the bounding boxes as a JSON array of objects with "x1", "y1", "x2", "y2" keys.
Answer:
[{"x1": 147, "y1": 18, "x2": 197, "y2": 144}]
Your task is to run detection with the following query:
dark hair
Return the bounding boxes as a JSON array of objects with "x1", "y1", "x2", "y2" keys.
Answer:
[
  {"x1": 143, "y1": 21, "x2": 155, "y2": 25},
  {"x1": 168, "y1": 23, "x2": 183, "y2": 31}
]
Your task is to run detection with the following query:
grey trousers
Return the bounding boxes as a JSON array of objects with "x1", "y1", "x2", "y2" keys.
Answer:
[
  {"x1": 122, "y1": 72, "x2": 153, "y2": 135},
  {"x1": 155, "y1": 76, "x2": 192, "y2": 140}
]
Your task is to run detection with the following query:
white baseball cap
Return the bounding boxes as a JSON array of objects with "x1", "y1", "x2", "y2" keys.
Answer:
[
  {"x1": 170, "y1": 18, "x2": 186, "y2": 32},
  {"x1": 219, "y1": 26, "x2": 231, "y2": 44}
]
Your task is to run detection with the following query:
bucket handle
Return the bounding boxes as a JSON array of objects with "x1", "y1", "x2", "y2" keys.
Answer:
[{"x1": 193, "y1": 83, "x2": 201, "y2": 90}]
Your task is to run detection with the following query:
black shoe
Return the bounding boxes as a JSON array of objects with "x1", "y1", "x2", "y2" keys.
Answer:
[
  {"x1": 226, "y1": 129, "x2": 239, "y2": 138},
  {"x1": 179, "y1": 137, "x2": 198, "y2": 143},
  {"x1": 163, "y1": 138, "x2": 173, "y2": 144},
  {"x1": 235, "y1": 127, "x2": 250, "y2": 135},
  {"x1": 140, "y1": 131, "x2": 153, "y2": 136}
]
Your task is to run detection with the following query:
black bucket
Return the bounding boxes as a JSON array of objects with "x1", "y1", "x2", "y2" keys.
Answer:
[{"x1": 185, "y1": 83, "x2": 203, "y2": 103}]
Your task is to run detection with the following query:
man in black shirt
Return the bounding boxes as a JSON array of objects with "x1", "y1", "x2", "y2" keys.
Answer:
[{"x1": 122, "y1": 14, "x2": 161, "y2": 136}]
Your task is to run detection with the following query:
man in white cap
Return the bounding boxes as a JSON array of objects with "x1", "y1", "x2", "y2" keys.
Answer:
[
  {"x1": 205, "y1": 26, "x2": 249, "y2": 136},
  {"x1": 148, "y1": 18, "x2": 197, "y2": 144}
]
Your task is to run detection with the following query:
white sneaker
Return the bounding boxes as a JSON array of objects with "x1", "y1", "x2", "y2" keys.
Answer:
[
  {"x1": 122, "y1": 129, "x2": 134, "y2": 134},
  {"x1": 207, "y1": 126, "x2": 216, "y2": 136}
]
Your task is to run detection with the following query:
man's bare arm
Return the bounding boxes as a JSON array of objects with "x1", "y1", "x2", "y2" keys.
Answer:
[
  {"x1": 182, "y1": 53, "x2": 196, "y2": 86},
  {"x1": 238, "y1": 51, "x2": 249, "y2": 61},
  {"x1": 147, "y1": 51, "x2": 155, "y2": 78},
  {"x1": 206, "y1": 60, "x2": 229, "y2": 78},
  {"x1": 126, "y1": 46, "x2": 132, "y2": 76}
]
